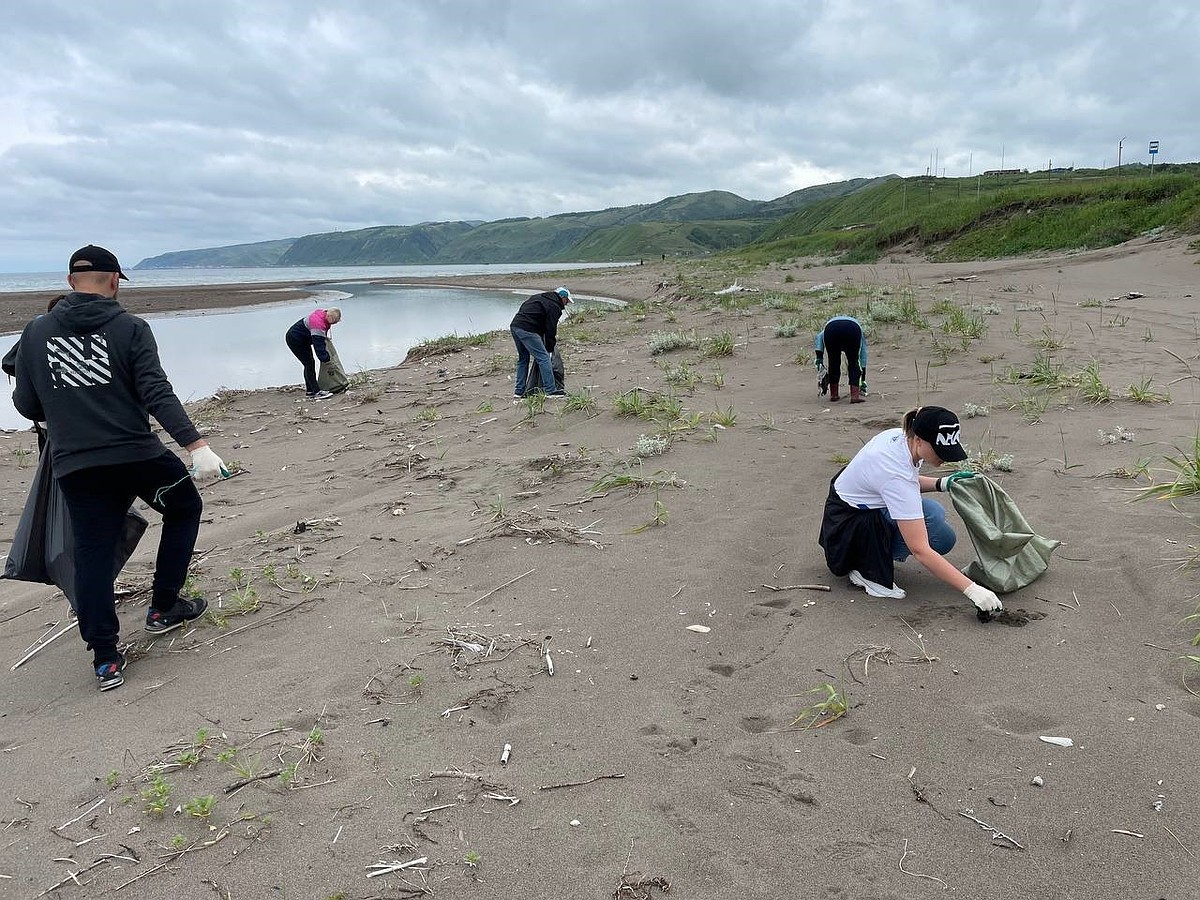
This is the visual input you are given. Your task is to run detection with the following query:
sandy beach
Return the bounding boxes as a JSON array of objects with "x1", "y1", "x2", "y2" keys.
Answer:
[{"x1": 0, "y1": 238, "x2": 1198, "y2": 899}]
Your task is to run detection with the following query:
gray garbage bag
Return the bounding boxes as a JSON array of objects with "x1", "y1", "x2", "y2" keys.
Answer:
[
  {"x1": 948, "y1": 474, "x2": 1060, "y2": 594},
  {"x1": 318, "y1": 338, "x2": 350, "y2": 395},
  {"x1": 3, "y1": 439, "x2": 148, "y2": 612}
]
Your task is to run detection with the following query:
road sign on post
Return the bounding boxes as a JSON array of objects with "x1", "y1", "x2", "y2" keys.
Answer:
[{"x1": 1149, "y1": 140, "x2": 1159, "y2": 175}]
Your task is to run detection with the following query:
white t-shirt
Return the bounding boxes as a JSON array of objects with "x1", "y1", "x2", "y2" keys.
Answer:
[{"x1": 834, "y1": 428, "x2": 923, "y2": 520}]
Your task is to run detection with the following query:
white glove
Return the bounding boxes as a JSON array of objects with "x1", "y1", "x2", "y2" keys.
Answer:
[
  {"x1": 190, "y1": 445, "x2": 227, "y2": 482},
  {"x1": 963, "y1": 582, "x2": 1003, "y2": 615}
]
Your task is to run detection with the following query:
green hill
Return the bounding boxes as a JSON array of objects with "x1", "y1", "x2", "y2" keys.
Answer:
[
  {"x1": 740, "y1": 164, "x2": 1200, "y2": 264},
  {"x1": 133, "y1": 181, "x2": 878, "y2": 269}
]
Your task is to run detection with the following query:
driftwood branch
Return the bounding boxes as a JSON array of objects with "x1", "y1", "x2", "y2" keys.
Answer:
[{"x1": 538, "y1": 773, "x2": 625, "y2": 791}]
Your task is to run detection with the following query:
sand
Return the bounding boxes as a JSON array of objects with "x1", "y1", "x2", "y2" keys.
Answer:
[{"x1": 0, "y1": 238, "x2": 1197, "y2": 899}]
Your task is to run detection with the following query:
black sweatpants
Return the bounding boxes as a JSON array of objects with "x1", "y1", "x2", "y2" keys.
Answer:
[
  {"x1": 822, "y1": 318, "x2": 864, "y2": 390},
  {"x1": 57, "y1": 449, "x2": 202, "y2": 666}
]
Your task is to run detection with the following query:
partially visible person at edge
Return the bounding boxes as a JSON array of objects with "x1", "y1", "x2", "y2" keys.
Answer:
[
  {"x1": 285, "y1": 307, "x2": 342, "y2": 401},
  {"x1": 815, "y1": 315, "x2": 868, "y2": 403},
  {"x1": 818, "y1": 405, "x2": 1003, "y2": 618},
  {"x1": 510, "y1": 287, "x2": 570, "y2": 399},
  {"x1": 12, "y1": 245, "x2": 227, "y2": 692},
  {"x1": 3, "y1": 294, "x2": 67, "y2": 452}
]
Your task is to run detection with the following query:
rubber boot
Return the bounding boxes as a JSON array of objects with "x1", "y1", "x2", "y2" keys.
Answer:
[
  {"x1": 850, "y1": 385, "x2": 864, "y2": 404},
  {"x1": 828, "y1": 383, "x2": 840, "y2": 402}
]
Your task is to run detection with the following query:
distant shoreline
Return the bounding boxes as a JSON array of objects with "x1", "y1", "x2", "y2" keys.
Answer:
[{"x1": 0, "y1": 265, "x2": 659, "y2": 330}]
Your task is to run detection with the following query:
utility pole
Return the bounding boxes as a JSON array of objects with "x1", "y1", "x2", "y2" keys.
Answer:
[{"x1": 1117, "y1": 136, "x2": 1126, "y2": 177}]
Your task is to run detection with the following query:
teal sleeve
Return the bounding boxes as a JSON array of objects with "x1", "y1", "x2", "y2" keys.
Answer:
[{"x1": 859, "y1": 338, "x2": 868, "y2": 368}]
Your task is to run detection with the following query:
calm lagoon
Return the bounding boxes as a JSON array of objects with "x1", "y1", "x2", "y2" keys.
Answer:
[{"x1": 0, "y1": 280, "x2": 594, "y2": 431}]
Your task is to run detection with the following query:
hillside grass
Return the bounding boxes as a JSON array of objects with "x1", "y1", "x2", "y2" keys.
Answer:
[{"x1": 738, "y1": 165, "x2": 1200, "y2": 265}]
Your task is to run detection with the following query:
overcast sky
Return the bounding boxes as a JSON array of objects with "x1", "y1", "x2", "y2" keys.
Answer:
[{"x1": 2, "y1": 0, "x2": 1195, "y2": 273}]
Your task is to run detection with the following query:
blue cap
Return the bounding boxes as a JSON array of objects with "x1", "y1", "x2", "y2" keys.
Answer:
[{"x1": 556, "y1": 286, "x2": 572, "y2": 302}]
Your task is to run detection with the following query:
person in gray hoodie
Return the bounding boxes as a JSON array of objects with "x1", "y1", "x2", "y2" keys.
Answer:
[{"x1": 12, "y1": 245, "x2": 227, "y2": 691}]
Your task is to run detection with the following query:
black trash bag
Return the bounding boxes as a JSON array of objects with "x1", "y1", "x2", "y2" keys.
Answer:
[
  {"x1": 524, "y1": 347, "x2": 565, "y2": 394},
  {"x1": 3, "y1": 440, "x2": 148, "y2": 613},
  {"x1": 317, "y1": 338, "x2": 350, "y2": 395}
]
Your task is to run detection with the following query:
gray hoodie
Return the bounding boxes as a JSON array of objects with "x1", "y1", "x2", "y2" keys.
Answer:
[{"x1": 12, "y1": 292, "x2": 201, "y2": 476}]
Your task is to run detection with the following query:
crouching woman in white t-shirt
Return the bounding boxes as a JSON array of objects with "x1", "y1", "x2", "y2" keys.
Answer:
[{"x1": 818, "y1": 406, "x2": 1003, "y2": 618}]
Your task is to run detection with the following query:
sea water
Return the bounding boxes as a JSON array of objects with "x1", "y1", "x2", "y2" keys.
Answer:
[{"x1": 0, "y1": 276, "x2": 617, "y2": 431}]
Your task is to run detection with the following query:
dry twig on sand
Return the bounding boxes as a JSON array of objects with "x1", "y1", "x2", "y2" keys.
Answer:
[
  {"x1": 458, "y1": 511, "x2": 605, "y2": 549},
  {"x1": 539, "y1": 773, "x2": 626, "y2": 791},
  {"x1": 759, "y1": 583, "x2": 830, "y2": 592},
  {"x1": 959, "y1": 811, "x2": 1025, "y2": 850}
]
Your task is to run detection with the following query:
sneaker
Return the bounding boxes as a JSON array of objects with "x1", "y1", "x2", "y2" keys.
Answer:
[
  {"x1": 312, "y1": 390, "x2": 335, "y2": 401},
  {"x1": 545, "y1": 391, "x2": 567, "y2": 399},
  {"x1": 848, "y1": 570, "x2": 907, "y2": 599},
  {"x1": 96, "y1": 653, "x2": 126, "y2": 692},
  {"x1": 512, "y1": 393, "x2": 524, "y2": 400},
  {"x1": 145, "y1": 596, "x2": 209, "y2": 635}
]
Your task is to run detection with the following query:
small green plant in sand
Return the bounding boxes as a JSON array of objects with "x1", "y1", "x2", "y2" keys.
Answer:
[
  {"x1": 464, "y1": 850, "x2": 482, "y2": 870},
  {"x1": 1137, "y1": 436, "x2": 1200, "y2": 501},
  {"x1": 701, "y1": 331, "x2": 736, "y2": 357},
  {"x1": 170, "y1": 834, "x2": 188, "y2": 850},
  {"x1": 216, "y1": 748, "x2": 238, "y2": 765},
  {"x1": 647, "y1": 330, "x2": 700, "y2": 355},
  {"x1": 830, "y1": 452, "x2": 851, "y2": 466},
  {"x1": 564, "y1": 388, "x2": 598, "y2": 413},
  {"x1": 612, "y1": 389, "x2": 653, "y2": 419},
  {"x1": 487, "y1": 494, "x2": 507, "y2": 522},
  {"x1": 968, "y1": 448, "x2": 1014, "y2": 473},
  {"x1": 175, "y1": 749, "x2": 202, "y2": 769},
  {"x1": 1003, "y1": 387, "x2": 1049, "y2": 424},
  {"x1": 414, "y1": 405, "x2": 441, "y2": 423},
  {"x1": 709, "y1": 405, "x2": 737, "y2": 427},
  {"x1": 591, "y1": 466, "x2": 682, "y2": 494},
  {"x1": 104, "y1": 770, "x2": 121, "y2": 789},
  {"x1": 660, "y1": 361, "x2": 701, "y2": 390},
  {"x1": 476, "y1": 399, "x2": 494, "y2": 414},
  {"x1": 790, "y1": 683, "x2": 849, "y2": 729},
  {"x1": 631, "y1": 496, "x2": 670, "y2": 534},
  {"x1": 1030, "y1": 324, "x2": 1068, "y2": 351},
  {"x1": 14, "y1": 447, "x2": 32, "y2": 467},
  {"x1": 1125, "y1": 377, "x2": 1170, "y2": 404},
  {"x1": 634, "y1": 433, "x2": 670, "y2": 458},
  {"x1": 278, "y1": 763, "x2": 299, "y2": 787},
  {"x1": 1078, "y1": 360, "x2": 1113, "y2": 403},
  {"x1": 183, "y1": 795, "x2": 216, "y2": 820},
  {"x1": 408, "y1": 673, "x2": 426, "y2": 689},
  {"x1": 405, "y1": 331, "x2": 493, "y2": 361},
  {"x1": 711, "y1": 366, "x2": 726, "y2": 388},
  {"x1": 962, "y1": 403, "x2": 989, "y2": 418},
  {"x1": 142, "y1": 775, "x2": 173, "y2": 816},
  {"x1": 1142, "y1": 326, "x2": 1154, "y2": 343},
  {"x1": 774, "y1": 317, "x2": 800, "y2": 338},
  {"x1": 522, "y1": 392, "x2": 548, "y2": 418}
]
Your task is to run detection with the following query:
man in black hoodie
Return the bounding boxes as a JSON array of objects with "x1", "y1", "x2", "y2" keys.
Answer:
[
  {"x1": 12, "y1": 245, "x2": 227, "y2": 692},
  {"x1": 509, "y1": 286, "x2": 570, "y2": 398}
]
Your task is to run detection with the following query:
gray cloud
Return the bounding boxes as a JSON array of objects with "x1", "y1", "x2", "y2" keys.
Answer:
[{"x1": 1, "y1": 0, "x2": 1196, "y2": 271}]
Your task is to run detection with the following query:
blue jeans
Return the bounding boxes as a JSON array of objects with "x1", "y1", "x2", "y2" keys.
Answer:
[
  {"x1": 883, "y1": 498, "x2": 956, "y2": 561},
  {"x1": 512, "y1": 326, "x2": 556, "y2": 395}
]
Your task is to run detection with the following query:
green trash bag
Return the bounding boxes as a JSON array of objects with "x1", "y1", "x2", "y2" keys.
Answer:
[
  {"x1": 317, "y1": 338, "x2": 350, "y2": 395},
  {"x1": 948, "y1": 474, "x2": 1060, "y2": 594}
]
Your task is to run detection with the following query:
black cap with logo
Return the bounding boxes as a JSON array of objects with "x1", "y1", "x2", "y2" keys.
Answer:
[{"x1": 913, "y1": 406, "x2": 968, "y2": 462}]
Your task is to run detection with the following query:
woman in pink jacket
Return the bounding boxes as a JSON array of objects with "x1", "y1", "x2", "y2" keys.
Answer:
[{"x1": 285, "y1": 307, "x2": 341, "y2": 400}]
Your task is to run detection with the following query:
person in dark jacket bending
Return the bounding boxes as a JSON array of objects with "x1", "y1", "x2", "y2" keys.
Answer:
[
  {"x1": 510, "y1": 287, "x2": 570, "y2": 398},
  {"x1": 815, "y1": 315, "x2": 867, "y2": 403},
  {"x1": 12, "y1": 245, "x2": 226, "y2": 691}
]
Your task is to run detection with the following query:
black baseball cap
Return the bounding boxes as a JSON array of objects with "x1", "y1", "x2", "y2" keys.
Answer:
[
  {"x1": 69, "y1": 245, "x2": 129, "y2": 280},
  {"x1": 912, "y1": 406, "x2": 968, "y2": 462}
]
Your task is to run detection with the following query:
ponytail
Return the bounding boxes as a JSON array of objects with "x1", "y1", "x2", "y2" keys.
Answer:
[{"x1": 902, "y1": 408, "x2": 920, "y2": 435}]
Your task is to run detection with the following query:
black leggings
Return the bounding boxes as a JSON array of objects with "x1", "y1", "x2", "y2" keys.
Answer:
[
  {"x1": 823, "y1": 318, "x2": 863, "y2": 389},
  {"x1": 286, "y1": 322, "x2": 318, "y2": 394}
]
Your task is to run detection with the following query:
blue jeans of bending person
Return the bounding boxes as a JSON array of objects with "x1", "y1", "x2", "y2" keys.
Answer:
[
  {"x1": 883, "y1": 498, "x2": 956, "y2": 561},
  {"x1": 511, "y1": 326, "x2": 556, "y2": 395}
]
